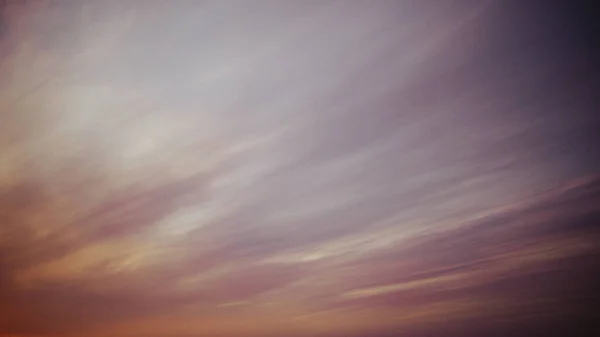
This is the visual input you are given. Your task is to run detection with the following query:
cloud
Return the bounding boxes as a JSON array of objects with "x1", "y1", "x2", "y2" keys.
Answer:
[{"x1": 1, "y1": 1, "x2": 598, "y2": 336}]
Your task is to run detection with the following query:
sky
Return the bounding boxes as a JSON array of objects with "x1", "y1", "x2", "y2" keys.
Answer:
[{"x1": 0, "y1": 1, "x2": 599, "y2": 336}]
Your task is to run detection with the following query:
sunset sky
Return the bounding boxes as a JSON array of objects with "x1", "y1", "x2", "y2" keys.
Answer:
[{"x1": 1, "y1": 1, "x2": 598, "y2": 336}]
